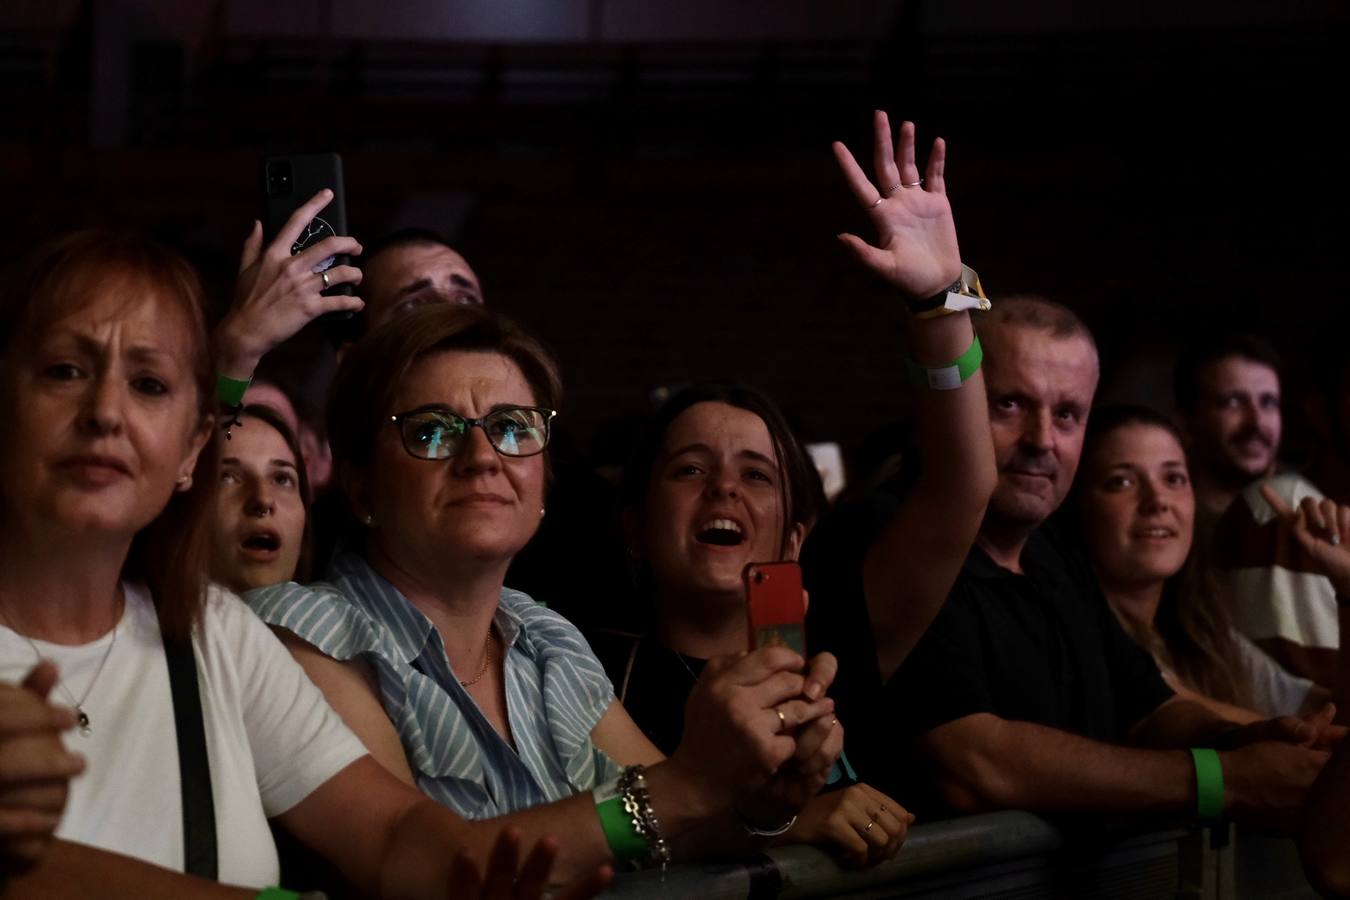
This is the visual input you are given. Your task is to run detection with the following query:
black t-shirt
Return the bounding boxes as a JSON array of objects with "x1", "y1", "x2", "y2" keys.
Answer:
[
  {"x1": 800, "y1": 481, "x2": 904, "y2": 792},
  {"x1": 884, "y1": 528, "x2": 1175, "y2": 817},
  {"x1": 591, "y1": 632, "x2": 704, "y2": 756}
]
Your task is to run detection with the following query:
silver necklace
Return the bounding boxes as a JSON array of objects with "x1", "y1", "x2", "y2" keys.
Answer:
[
  {"x1": 669, "y1": 644, "x2": 702, "y2": 685},
  {"x1": 0, "y1": 599, "x2": 122, "y2": 737}
]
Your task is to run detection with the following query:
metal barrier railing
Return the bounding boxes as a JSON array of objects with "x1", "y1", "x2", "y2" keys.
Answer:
[{"x1": 602, "y1": 811, "x2": 1234, "y2": 899}]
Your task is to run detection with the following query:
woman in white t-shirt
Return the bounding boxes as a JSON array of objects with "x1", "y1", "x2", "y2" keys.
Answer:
[{"x1": 0, "y1": 229, "x2": 607, "y2": 899}]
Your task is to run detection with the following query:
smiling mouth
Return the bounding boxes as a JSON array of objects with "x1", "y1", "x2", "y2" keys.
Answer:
[
  {"x1": 696, "y1": 518, "x2": 745, "y2": 546},
  {"x1": 1134, "y1": 528, "x2": 1177, "y2": 539}
]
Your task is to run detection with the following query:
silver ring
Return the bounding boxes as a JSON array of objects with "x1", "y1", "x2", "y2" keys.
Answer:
[
  {"x1": 869, "y1": 195, "x2": 883, "y2": 209},
  {"x1": 902, "y1": 179, "x2": 924, "y2": 188},
  {"x1": 320, "y1": 271, "x2": 331, "y2": 289},
  {"x1": 775, "y1": 708, "x2": 787, "y2": 732}
]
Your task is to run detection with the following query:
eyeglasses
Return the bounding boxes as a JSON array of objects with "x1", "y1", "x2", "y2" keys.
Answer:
[{"x1": 389, "y1": 405, "x2": 557, "y2": 460}]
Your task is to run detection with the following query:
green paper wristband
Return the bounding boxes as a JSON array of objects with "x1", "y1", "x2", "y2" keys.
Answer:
[
  {"x1": 907, "y1": 334, "x2": 983, "y2": 391},
  {"x1": 255, "y1": 889, "x2": 301, "y2": 900},
  {"x1": 216, "y1": 373, "x2": 251, "y2": 407},
  {"x1": 1190, "y1": 748, "x2": 1225, "y2": 823},
  {"x1": 596, "y1": 795, "x2": 649, "y2": 861}
]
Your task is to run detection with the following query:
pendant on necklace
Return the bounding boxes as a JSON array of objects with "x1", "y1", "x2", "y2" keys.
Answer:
[{"x1": 76, "y1": 709, "x2": 91, "y2": 737}]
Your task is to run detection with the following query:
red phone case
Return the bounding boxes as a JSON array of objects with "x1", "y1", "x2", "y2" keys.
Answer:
[{"x1": 744, "y1": 561, "x2": 806, "y2": 655}]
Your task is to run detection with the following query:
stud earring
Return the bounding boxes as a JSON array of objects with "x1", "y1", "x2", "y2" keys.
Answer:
[
  {"x1": 176, "y1": 474, "x2": 192, "y2": 491},
  {"x1": 363, "y1": 514, "x2": 375, "y2": 526},
  {"x1": 540, "y1": 507, "x2": 546, "y2": 518}
]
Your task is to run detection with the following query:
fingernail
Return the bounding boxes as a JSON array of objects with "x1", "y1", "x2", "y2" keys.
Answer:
[{"x1": 805, "y1": 681, "x2": 823, "y2": 700}]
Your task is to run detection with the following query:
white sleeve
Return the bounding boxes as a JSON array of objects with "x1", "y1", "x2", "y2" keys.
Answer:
[
  {"x1": 1228, "y1": 475, "x2": 1339, "y2": 649},
  {"x1": 209, "y1": 589, "x2": 368, "y2": 817},
  {"x1": 1232, "y1": 630, "x2": 1314, "y2": 718}
]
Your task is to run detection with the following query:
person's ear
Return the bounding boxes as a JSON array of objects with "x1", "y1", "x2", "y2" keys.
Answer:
[
  {"x1": 177, "y1": 417, "x2": 214, "y2": 492},
  {"x1": 784, "y1": 522, "x2": 808, "y2": 562}
]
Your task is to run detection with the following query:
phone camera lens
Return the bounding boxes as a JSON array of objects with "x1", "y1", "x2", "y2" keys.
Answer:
[
  {"x1": 754, "y1": 572, "x2": 765, "y2": 584},
  {"x1": 266, "y1": 161, "x2": 294, "y2": 197}
]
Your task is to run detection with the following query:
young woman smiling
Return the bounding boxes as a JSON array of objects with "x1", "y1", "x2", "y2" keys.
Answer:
[{"x1": 1074, "y1": 404, "x2": 1328, "y2": 720}]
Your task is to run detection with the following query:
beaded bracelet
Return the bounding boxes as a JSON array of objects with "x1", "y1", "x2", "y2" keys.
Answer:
[{"x1": 617, "y1": 764, "x2": 670, "y2": 870}]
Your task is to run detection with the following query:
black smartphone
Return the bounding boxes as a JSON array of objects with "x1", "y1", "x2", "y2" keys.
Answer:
[{"x1": 259, "y1": 152, "x2": 355, "y2": 315}]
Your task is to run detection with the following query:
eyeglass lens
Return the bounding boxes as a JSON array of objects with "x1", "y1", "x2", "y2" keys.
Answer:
[{"x1": 401, "y1": 408, "x2": 549, "y2": 458}]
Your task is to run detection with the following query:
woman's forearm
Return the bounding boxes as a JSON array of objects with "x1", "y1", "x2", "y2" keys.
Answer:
[{"x1": 3, "y1": 841, "x2": 254, "y2": 900}]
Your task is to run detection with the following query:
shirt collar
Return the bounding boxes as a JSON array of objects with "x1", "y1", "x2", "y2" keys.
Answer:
[
  {"x1": 962, "y1": 529, "x2": 1055, "y2": 581},
  {"x1": 328, "y1": 550, "x2": 528, "y2": 664}
]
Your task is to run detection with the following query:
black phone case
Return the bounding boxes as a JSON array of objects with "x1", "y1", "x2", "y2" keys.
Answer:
[{"x1": 259, "y1": 152, "x2": 354, "y2": 306}]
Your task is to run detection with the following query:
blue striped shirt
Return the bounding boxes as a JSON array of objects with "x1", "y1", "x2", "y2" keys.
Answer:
[{"x1": 246, "y1": 552, "x2": 620, "y2": 819}]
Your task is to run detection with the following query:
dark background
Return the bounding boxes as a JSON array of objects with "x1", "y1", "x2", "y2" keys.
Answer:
[{"x1": 3, "y1": 0, "x2": 1348, "y2": 471}]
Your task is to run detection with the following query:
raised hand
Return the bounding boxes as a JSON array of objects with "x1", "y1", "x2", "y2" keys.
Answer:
[
  {"x1": 0, "y1": 661, "x2": 85, "y2": 873},
  {"x1": 1259, "y1": 483, "x2": 1350, "y2": 596},
  {"x1": 446, "y1": 827, "x2": 612, "y2": 900},
  {"x1": 832, "y1": 111, "x2": 961, "y2": 300},
  {"x1": 215, "y1": 188, "x2": 366, "y2": 380}
]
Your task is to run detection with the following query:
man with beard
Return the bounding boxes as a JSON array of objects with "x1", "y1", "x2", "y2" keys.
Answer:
[
  {"x1": 872, "y1": 298, "x2": 1331, "y2": 826},
  {"x1": 1175, "y1": 335, "x2": 1338, "y2": 685}
]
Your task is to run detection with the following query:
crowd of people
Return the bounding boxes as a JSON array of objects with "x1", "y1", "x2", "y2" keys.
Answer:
[{"x1": 2, "y1": 109, "x2": 1350, "y2": 899}]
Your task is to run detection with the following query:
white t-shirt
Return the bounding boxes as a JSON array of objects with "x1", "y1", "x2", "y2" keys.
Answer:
[
  {"x1": 1227, "y1": 473, "x2": 1339, "y2": 650},
  {"x1": 0, "y1": 583, "x2": 367, "y2": 888}
]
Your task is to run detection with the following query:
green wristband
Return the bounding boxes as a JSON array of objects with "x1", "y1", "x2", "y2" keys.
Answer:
[
  {"x1": 906, "y1": 335, "x2": 983, "y2": 391},
  {"x1": 216, "y1": 373, "x2": 251, "y2": 407},
  {"x1": 255, "y1": 889, "x2": 300, "y2": 900},
  {"x1": 1190, "y1": 748, "x2": 1225, "y2": 823},
  {"x1": 595, "y1": 795, "x2": 649, "y2": 861}
]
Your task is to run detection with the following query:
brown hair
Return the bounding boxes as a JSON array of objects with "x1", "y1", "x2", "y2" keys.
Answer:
[
  {"x1": 0, "y1": 230, "x2": 217, "y2": 641},
  {"x1": 621, "y1": 382, "x2": 825, "y2": 558},
  {"x1": 1076, "y1": 404, "x2": 1251, "y2": 707},
  {"x1": 328, "y1": 304, "x2": 562, "y2": 470}
]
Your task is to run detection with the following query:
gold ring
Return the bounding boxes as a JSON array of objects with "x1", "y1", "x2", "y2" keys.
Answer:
[
  {"x1": 775, "y1": 708, "x2": 787, "y2": 731},
  {"x1": 320, "y1": 271, "x2": 331, "y2": 289},
  {"x1": 864, "y1": 820, "x2": 875, "y2": 832}
]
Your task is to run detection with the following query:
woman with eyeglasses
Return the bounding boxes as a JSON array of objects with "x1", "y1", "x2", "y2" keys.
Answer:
[
  {"x1": 0, "y1": 229, "x2": 611, "y2": 898},
  {"x1": 247, "y1": 304, "x2": 844, "y2": 880}
]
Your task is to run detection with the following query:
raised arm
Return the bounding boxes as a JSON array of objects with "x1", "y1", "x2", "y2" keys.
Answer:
[
  {"x1": 214, "y1": 190, "x2": 365, "y2": 384},
  {"x1": 832, "y1": 111, "x2": 996, "y2": 680},
  {"x1": 1256, "y1": 484, "x2": 1350, "y2": 717}
]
